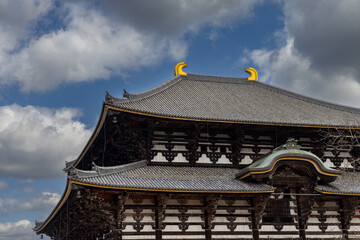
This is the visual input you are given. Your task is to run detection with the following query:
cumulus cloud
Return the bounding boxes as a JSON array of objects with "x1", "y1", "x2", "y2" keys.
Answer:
[
  {"x1": 0, "y1": 192, "x2": 60, "y2": 215},
  {"x1": 0, "y1": 0, "x2": 53, "y2": 55},
  {"x1": 284, "y1": 0, "x2": 360, "y2": 76},
  {"x1": 98, "y1": 0, "x2": 259, "y2": 35},
  {"x1": 0, "y1": 220, "x2": 37, "y2": 240},
  {"x1": 0, "y1": 0, "x2": 260, "y2": 92},
  {"x1": 244, "y1": 0, "x2": 360, "y2": 108},
  {"x1": 0, "y1": 104, "x2": 92, "y2": 178}
]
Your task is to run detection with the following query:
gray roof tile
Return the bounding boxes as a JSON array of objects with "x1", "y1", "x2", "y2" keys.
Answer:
[
  {"x1": 106, "y1": 74, "x2": 360, "y2": 127},
  {"x1": 316, "y1": 172, "x2": 360, "y2": 195},
  {"x1": 70, "y1": 162, "x2": 273, "y2": 192}
]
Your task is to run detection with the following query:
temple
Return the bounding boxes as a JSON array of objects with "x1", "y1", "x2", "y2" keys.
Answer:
[{"x1": 34, "y1": 64, "x2": 360, "y2": 239}]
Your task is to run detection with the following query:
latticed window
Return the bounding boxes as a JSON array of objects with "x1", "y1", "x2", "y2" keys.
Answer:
[{"x1": 263, "y1": 198, "x2": 293, "y2": 223}]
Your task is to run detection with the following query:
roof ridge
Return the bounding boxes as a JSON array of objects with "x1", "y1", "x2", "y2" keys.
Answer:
[
  {"x1": 108, "y1": 73, "x2": 360, "y2": 114},
  {"x1": 106, "y1": 75, "x2": 183, "y2": 104},
  {"x1": 70, "y1": 160, "x2": 147, "y2": 178},
  {"x1": 253, "y1": 81, "x2": 360, "y2": 114},
  {"x1": 105, "y1": 73, "x2": 252, "y2": 105},
  {"x1": 186, "y1": 73, "x2": 249, "y2": 83}
]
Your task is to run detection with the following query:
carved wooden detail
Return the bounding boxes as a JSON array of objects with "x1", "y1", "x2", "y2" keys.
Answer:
[
  {"x1": 132, "y1": 209, "x2": 144, "y2": 232},
  {"x1": 338, "y1": 197, "x2": 359, "y2": 239},
  {"x1": 157, "y1": 194, "x2": 168, "y2": 230},
  {"x1": 176, "y1": 197, "x2": 188, "y2": 205},
  {"x1": 316, "y1": 199, "x2": 328, "y2": 233},
  {"x1": 183, "y1": 126, "x2": 201, "y2": 165},
  {"x1": 116, "y1": 192, "x2": 127, "y2": 232},
  {"x1": 178, "y1": 208, "x2": 190, "y2": 232},
  {"x1": 201, "y1": 195, "x2": 219, "y2": 230},
  {"x1": 130, "y1": 194, "x2": 144, "y2": 204},
  {"x1": 295, "y1": 195, "x2": 314, "y2": 239},
  {"x1": 162, "y1": 151, "x2": 178, "y2": 162},
  {"x1": 229, "y1": 131, "x2": 243, "y2": 167},
  {"x1": 250, "y1": 195, "x2": 269, "y2": 240},
  {"x1": 206, "y1": 152, "x2": 222, "y2": 164},
  {"x1": 330, "y1": 149, "x2": 343, "y2": 168},
  {"x1": 226, "y1": 209, "x2": 237, "y2": 232}
]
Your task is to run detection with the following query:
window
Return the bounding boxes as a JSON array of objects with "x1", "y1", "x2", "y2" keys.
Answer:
[{"x1": 262, "y1": 198, "x2": 293, "y2": 224}]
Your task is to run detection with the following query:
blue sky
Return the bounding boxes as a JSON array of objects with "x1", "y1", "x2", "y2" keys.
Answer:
[{"x1": 0, "y1": 1, "x2": 360, "y2": 239}]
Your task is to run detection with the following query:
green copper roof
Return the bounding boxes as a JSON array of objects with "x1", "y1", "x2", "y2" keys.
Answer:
[{"x1": 236, "y1": 139, "x2": 341, "y2": 179}]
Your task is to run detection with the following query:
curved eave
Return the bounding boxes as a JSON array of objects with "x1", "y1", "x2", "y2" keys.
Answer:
[
  {"x1": 314, "y1": 188, "x2": 360, "y2": 196},
  {"x1": 34, "y1": 180, "x2": 73, "y2": 233},
  {"x1": 105, "y1": 105, "x2": 360, "y2": 129},
  {"x1": 70, "y1": 180, "x2": 274, "y2": 194},
  {"x1": 237, "y1": 157, "x2": 341, "y2": 180},
  {"x1": 64, "y1": 104, "x2": 108, "y2": 172}
]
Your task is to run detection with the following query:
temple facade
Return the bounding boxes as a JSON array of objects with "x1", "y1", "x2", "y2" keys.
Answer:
[{"x1": 34, "y1": 64, "x2": 360, "y2": 240}]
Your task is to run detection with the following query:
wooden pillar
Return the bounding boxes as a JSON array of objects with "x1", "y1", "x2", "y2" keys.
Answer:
[
  {"x1": 184, "y1": 125, "x2": 201, "y2": 166},
  {"x1": 116, "y1": 192, "x2": 127, "y2": 240},
  {"x1": 204, "y1": 195, "x2": 219, "y2": 240},
  {"x1": 230, "y1": 132, "x2": 243, "y2": 167},
  {"x1": 250, "y1": 195, "x2": 269, "y2": 240},
  {"x1": 155, "y1": 194, "x2": 167, "y2": 240},
  {"x1": 338, "y1": 197, "x2": 358, "y2": 240},
  {"x1": 296, "y1": 195, "x2": 313, "y2": 240},
  {"x1": 250, "y1": 207, "x2": 260, "y2": 240}
]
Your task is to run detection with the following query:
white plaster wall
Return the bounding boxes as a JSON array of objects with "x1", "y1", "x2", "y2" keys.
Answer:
[
  {"x1": 212, "y1": 234, "x2": 253, "y2": 239},
  {"x1": 162, "y1": 235, "x2": 205, "y2": 239},
  {"x1": 152, "y1": 152, "x2": 167, "y2": 162},
  {"x1": 123, "y1": 235, "x2": 155, "y2": 239}
]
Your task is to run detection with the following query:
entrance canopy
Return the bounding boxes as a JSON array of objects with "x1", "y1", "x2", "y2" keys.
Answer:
[{"x1": 236, "y1": 139, "x2": 341, "y2": 183}]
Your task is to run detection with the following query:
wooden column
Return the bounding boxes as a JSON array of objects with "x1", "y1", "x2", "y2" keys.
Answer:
[
  {"x1": 155, "y1": 194, "x2": 167, "y2": 240},
  {"x1": 250, "y1": 195, "x2": 269, "y2": 240},
  {"x1": 338, "y1": 197, "x2": 358, "y2": 240},
  {"x1": 230, "y1": 131, "x2": 243, "y2": 167},
  {"x1": 115, "y1": 191, "x2": 127, "y2": 240},
  {"x1": 203, "y1": 195, "x2": 219, "y2": 240},
  {"x1": 184, "y1": 125, "x2": 201, "y2": 166},
  {"x1": 296, "y1": 195, "x2": 314, "y2": 240}
]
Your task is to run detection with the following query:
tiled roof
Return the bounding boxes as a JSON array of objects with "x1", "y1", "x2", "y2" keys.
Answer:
[
  {"x1": 70, "y1": 160, "x2": 360, "y2": 195},
  {"x1": 106, "y1": 73, "x2": 360, "y2": 127},
  {"x1": 315, "y1": 172, "x2": 360, "y2": 195},
  {"x1": 69, "y1": 161, "x2": 273, "y2": 192}
]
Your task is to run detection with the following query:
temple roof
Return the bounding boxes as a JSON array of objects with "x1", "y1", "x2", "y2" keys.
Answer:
[
  {"x1": 69, "y1": 160, "x2": 273, "y2": 193},
  {"x1": 315, "y1": 172, "x2": 360, "y2": 195},
  {"x1": 106, "y1": 73, "x2": 360, "y2": 127},
  {"x1": 67, "y1": 160, "x2": 360, "y2": 195}
]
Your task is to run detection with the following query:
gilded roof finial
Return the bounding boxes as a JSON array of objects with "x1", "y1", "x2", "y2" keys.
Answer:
[
  {"x1": 174, "y1": 62, "x2": 188, "y2": 76},
  {"x1": 245, "y1": 67, "x2": 258, "y2": 81}
]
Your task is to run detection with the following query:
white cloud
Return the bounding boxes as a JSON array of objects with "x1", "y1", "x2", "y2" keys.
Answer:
[
  {"x1": 0, "y1": 192, "x2": 60, "y2": 215},
  {"x1": 98, "y1": 0, "x2": 259, "y2": 35},
  {"x1": 244, "y1": 0, "x2": 360, "y2": 108},
  {"x1": 0, "y1": 104, "x2": 92, "y2": 178},
  {"x1": 0, "y1": 0, "x2": 260, "y2": 92},
  {"x1": 0, "y1": 0, "x2": 53, "y2": 55},
  {"x1": 0, "y1": 181, "x2": 7, "y2": 191},
  {"x1": 23, "y1": 187, "x2": 35, "y2": 194},
  {"x1": 0, "y1": 220, "x2": 39, "y2": 240}
]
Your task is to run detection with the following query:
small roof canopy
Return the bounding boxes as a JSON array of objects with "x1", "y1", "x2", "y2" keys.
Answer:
[{"x1": 236, "y1": 139, "x2": 341, "y2": 183}]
